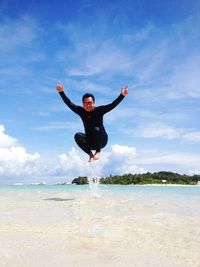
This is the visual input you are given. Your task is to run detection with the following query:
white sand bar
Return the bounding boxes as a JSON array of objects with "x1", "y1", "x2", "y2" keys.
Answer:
[{"x1": 0, "y1": 186, "x2": 200, "y2": 267}]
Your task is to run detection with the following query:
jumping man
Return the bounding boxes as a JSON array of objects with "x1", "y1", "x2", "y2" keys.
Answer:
[{"x1": 56, "y1": 82, "x2": 128, "y2": 162}]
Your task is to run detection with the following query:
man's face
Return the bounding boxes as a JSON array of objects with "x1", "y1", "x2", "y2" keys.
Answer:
[{"x1": 83, "y1": 97, "x2": 95, "y2": 112}]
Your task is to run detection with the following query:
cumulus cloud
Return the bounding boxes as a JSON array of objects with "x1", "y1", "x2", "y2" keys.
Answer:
[
  {"x1": 54, "y1": 144, "x2": 145, "y2": 180},
  {"x1": 55, "y1": 148, "x2": 87, "y2": 178},
  {"x1": 1, "y1": 124, "x2": 200, "y2": 184},
  {"x1": 0, "y1": 125, "x2": 17, "y2": 147},
  {"x1": 102, "y1": 144, "x2": 145, "y2": 175},
  {"x1": 0, "y1": 125, "x2": 144, "y2": 183},
  {"x1": 0, "y1": 124, "x2": 145, "y2": 182},
  {"x1": 0, "y1": 124, "x2": 40, "y2": 180}
]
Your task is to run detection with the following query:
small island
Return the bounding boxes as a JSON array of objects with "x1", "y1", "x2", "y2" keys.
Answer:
[{"x1": 72, "y1": 171, "x2": 200, "y2": 185}]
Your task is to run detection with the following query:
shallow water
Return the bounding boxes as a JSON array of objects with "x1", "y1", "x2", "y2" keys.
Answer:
[{"x1": 0, "y1": 185, "x2": 200, "y2": 267}]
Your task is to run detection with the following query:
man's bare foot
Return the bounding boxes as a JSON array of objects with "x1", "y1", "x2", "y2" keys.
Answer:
[
  {"x1": 93, "y1": 152, "x2": 100, "y2": 160},
  {"x1": 88, "y1": 153, "x2": 94, "y2": 162}
]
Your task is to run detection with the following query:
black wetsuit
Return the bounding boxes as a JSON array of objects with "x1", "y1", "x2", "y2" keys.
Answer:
[{"x1": 59, "y1": 91, "x2": 124, "y2": 156}]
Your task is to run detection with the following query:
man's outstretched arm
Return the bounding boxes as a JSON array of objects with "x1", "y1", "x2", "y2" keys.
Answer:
[
  {"x1": 100, "y1": 86, "x2": 128, "y2": 114},
  {"x1": 56, "y1": 82, "x2": 80, "y2": 114}
]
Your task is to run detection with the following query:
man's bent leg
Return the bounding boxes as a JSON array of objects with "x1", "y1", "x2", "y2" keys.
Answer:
[
  {"x1": 90, "y1": 127, "x2": 108, "y2": 160},
  {"x1": 74, "y1": 133, "x2": 93, "y2": 159}
]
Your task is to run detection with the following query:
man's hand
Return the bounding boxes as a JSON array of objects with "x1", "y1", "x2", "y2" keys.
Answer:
[
  {"x1": 56, "y1": 82, "x2": 64, "y2": 92},
  {"x1": 121, "y1": 86, "x2": 128, "y2": 96}
]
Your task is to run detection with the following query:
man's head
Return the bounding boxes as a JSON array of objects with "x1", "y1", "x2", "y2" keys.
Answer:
[{"x1": 82, "y1": 93, "x2": 95, "y2": 112}]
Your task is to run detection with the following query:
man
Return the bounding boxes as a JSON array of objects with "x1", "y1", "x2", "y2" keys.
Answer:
[{"x1": 56, "y1": 82, "x2": 128, "y2": 161}]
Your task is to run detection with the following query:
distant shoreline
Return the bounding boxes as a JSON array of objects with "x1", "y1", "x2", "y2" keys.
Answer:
[
  {"x1": 6, "y1": 183, "x2": 199, "y2": 187},
  {"x1": 98, "y1": 183, "x2": 198, "y2": 187},
  {"x1": 134, "y1": 183, "x2": 198, "y2": 187}
]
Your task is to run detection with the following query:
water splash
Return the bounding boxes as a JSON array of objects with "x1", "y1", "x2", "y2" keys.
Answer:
[{"x1": 87, "y1": 161, "x2": 101, "y2": 198}]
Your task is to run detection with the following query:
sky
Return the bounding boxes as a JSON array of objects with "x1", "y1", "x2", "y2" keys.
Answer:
[{"x1": 0, "y1": 0, "x2": 200, "y2": 184}]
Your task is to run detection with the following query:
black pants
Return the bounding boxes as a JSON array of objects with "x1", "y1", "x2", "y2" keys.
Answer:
[{"x1": 74, "y1": 127, "x2": 108, "y2": 155}]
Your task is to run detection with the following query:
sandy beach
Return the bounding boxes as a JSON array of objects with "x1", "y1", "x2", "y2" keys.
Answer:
[{"x1": 0, "y1": 185, "x2": 200, "y2": 267}]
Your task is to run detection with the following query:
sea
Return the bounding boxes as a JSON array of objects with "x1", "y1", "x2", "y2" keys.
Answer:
[
  {"x1": 1, "y1": 183, "x2": 200, "y2": 198},
  {"x1": 1, "y1": 183, "x2": 200, "y2": 215}
]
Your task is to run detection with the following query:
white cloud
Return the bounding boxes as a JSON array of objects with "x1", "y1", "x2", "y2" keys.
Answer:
[
  {"x1": 0, "y1": 146, "x2": 40, "y2": 177},
  {"x1": 123, "y1": 23, "x2": 156, "y2": 42},
  {"x1": 0, "y1": 146, "x2": 39, "y2": 163},
  {"x1": 136, "y1": 152, "x2": 200, "y2": 168},
  {"x1": 129, "y1": 15, "x2": 200, "y2": 102},
  {"x1": 0, "y1": 125, "x2": 18, "y2": 147},
  {"x1": 100, "y1": 144, "x2": 145, "y2": 176},
  {"x1": 182, "y1": 131, "x2": 200, "y2": 143},
  {"x1": 111, "y1": 144, "x2": 136, "y2": 155},
  {"x1": 63, "y1": 78, "x2": 110, "y2": 95},
  {"x1": 0, "y1": 127, "x2": 144, "y2": 182},
  {"x1": 55, "y1": 148, "x2": 89, "y2": 178},
  {"x1": 130, "y1": 122, "x2": 200, "y2": 144},
  {"x1": 106, "y1": 106, "x2": 134, "y2": 124},
  {"x1": 56, "y1": 22, "x2": 133, "y2": 77},
  {"x1": 0, "y1": 125, "x2": 199, "y2": 184},
  {"x1": 135, "y1": 123, "x2": 180, "y2": 140},
  {"x1": 67, "y1": 41, "x2": 133, "y2": 77},
  {"x1": 55, "y1": 144, "x2": 144, "y2": 179},
  {"x1": 0, "y1": 124, "x2": 40, "y2": 179},
  {"x1": 56, "y1": 14, "x2": 200, "y2": 105}
]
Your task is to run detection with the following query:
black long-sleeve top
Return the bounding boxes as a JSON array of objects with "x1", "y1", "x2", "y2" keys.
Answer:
[{"x1": 59, "y1": 91, "x2": 124, "y2": 135}]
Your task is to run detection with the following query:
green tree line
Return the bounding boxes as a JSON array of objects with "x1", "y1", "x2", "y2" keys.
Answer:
[{"x1": 72, "y1": 171, "x2": 200, "y2": 185}]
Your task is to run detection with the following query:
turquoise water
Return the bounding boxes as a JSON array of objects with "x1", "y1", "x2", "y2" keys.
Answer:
[
  {"x1": 1, "y1": 184, "x2": 200, "y2": 219},
  {"x1": 1, "y1": 184, "x2": 200, "y2": 198}
]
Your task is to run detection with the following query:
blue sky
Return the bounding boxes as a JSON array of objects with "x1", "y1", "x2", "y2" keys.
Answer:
[{"x1": 0, "y1": 0, "x2": 200, "y2": 184}]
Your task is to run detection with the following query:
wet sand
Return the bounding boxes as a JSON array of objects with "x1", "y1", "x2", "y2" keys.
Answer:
[{"x1": 0, "y1": 186, "x2": 200, "y2": 267}]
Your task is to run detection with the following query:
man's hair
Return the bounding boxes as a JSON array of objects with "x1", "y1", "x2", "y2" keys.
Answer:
[{"x1": 82, "y1": 93, "x2": 95, "y2": 103}]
